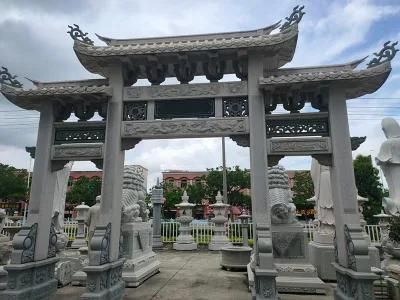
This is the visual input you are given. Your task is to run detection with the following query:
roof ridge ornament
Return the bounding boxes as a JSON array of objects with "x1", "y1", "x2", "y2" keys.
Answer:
[
  {"x1": 367, "y1": 41, "x2": 399, "y2": 68},
  {"x1": 67, "y1": 24, "x2": 94, "y2": 45},
  {"x1": 280, "y1": 5, "x2": 305, "y2": 31},
  {"x1": 0, "y1": 66, "x2": 23, "y2": 88}
]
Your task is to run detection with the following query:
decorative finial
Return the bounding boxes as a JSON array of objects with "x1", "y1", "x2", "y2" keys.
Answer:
[
  {"x1": 367, "y1": 41, "x2": 399, "y2": 68},
  {"x1": 181, "y1": 190, "x2": 189, "y2": 203},
  {"x1": 67, "y1": 24, "x2": 94, "y2": 45},
  {"x1": 215, "y1": 191, "x2": 223, "y2": 204},
  {"x1": 280, "y1": 5, "x2": 305, "y2": 31},
  {"x1": 0, "y1": 67, "x2": 23, "y2": 88}
]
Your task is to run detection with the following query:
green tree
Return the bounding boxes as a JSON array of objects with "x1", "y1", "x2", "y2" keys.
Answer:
[
  {"x1": 66, "y1": 176, "x2": 102, "y2": 206},
  {"x1": 0, "y1": 163, "x2": 28, "y2": 200},
  {"x1": 291, "y1": 171, "x2": 314, "y2": 210},
  {"x1": 205, "y1": 166, "x2": 251, "y2": 207},
  {"x1": 162, "y1": 182, "x2": 183, "y2": 211},
  {"x1": 353, "y1": 155, "x2": 383, "y2": 224},
  {"x1": 186, "y1": 182, "x2": 206, "y2": 205}
]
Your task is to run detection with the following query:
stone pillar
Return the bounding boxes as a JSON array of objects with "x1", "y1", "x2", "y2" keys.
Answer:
[
  {"x1": 173, "y1": 191, "x2": 197, "y2": 251},
  {"x1": 151, "y1": 183, "x2": 164, "y2": 249},
  {"x1": 71, "y1": 202, "x2": 89, "y2": 249},
  {"x1": 328, "y1": 87, "x2": 377, "y2": 300},
  {"x1": 209, "y1": 191, "x2": 230, "y2": 251},
  {"x1": 1, "y1": 101, "x2": 59, "y2": 299},
  {"x1": 81, "y1": 64, "x2": 125, "y2": 300},
  {"x1": 248, "y1": 51, "x2": 278, "y2": 300},
  {"x1": 239, "y1": 213, "x2": 251, "y2": 247}
]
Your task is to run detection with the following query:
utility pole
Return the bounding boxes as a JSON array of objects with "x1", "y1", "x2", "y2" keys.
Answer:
[{"x1": 222, "y1": 137, "x2": 228, "y2": 204}]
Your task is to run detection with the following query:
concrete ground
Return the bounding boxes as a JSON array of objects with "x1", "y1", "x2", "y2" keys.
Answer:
[{"x1": 55, "y1": 250, "x2": 334, "y2": 300}]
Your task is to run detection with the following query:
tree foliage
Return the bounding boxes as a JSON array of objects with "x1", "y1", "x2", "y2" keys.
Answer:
[
  {"x1": 353, "y1": 155, "x2": 383, "y2": 224},
  {"x1": 0, "y1": 163, "x2": 28, "y2": 200},
  {"x1": 66, "y1": 176, "x2": 102, "y2": 207},
  {"x1": 205, "y1": 166, "x2": 251, "y2": 207},
  {"x1": 291, "y1": 171, "x2": 314, "y2": 210},
  {"x1": 162, "y1": 182, "x2": 183, "y2": 211}
]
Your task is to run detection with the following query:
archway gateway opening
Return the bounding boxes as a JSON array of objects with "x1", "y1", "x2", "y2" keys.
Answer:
[{"x1": 0, "y1": 5, "x2": 397, "y2": 300}]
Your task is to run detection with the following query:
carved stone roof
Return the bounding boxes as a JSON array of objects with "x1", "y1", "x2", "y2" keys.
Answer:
[
  {"x1": 0, "y1": 79, "x2": 112, "y2": 110},
  {"x1": 73, "y1": 24, "x2": 299, "y2": 77},
  {"x1": 259, "y1": 61, "x2": 392, "y2": 98}
]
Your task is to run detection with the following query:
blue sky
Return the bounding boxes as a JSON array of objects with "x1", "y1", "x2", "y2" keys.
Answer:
[{"x1": 0, "y1": 0, "x2": 399, "y2": 188}]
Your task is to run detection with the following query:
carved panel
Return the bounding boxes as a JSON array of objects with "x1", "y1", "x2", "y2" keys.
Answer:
[
  {"x1": 267, "y1": 137, "x2": 331, "y2": 155},
  {"x1": 52, "y1": 143, "x2": 103, "y2": 160},
  {"x1": 54, "y1": 125, "x2": 106, "y2": 144},
  {"x1": 48, "y1": 221, "x2": 57, "y2": 258},
  {"x1": 266, "y1": 113, "x2": 329, "y2": 137},
  {"x1": 223, "y1": 97, "x2": 248, "y2": 117},
  {"x1": 123, "y1": 81, "x2": 247, "y2": 101},
  {"x1": 122, "y1": 117, "x2": 249, "y2": 139},
  {"x1": 123, "y1": 102, "x2": 147, "y2": 121}
]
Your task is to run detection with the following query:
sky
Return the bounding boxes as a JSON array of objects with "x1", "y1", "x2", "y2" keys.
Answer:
[{"x1": 0, "y1": 0, "x2": 399, "y2": 189}]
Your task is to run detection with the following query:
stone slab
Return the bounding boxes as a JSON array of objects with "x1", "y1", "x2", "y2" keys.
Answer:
[
  {"x1": 173, "y1": 242, "x2": 197, "y2": 251},
  {"x1": 123, "y1": 259, "x2": 160, "y2": 287},
  {"x1": 276, "y1": 276, "x2": 328, "y2": 294}
]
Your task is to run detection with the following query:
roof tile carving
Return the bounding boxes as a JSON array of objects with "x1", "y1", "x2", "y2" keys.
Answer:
[
  {"x1": 74, "y1": 25, "x2": 299, "y2": 57},
  {"x1": 68, "y1": 24, "x2": 94, "y2": 45},
  {"x1": 0, "y1": 66, "x2": 23, "y2": 88},
  {"x1": 367, "y1": 41, "x2": 398, "y2": 68}
]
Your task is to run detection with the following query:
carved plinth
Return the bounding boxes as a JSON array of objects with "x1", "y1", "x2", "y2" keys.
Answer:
[
  {"x1": 0, "y1": 257, "x2": 58, "y2": 300},
  {"x1": 80, "y1": 258, "x2": 125, "y2": 300},
  {"x1": 333, "y1": 263, "x2": 377, "y2": 300},
  {"x1": 121, "y1": 222, "x2": 160, "y2": 287}
]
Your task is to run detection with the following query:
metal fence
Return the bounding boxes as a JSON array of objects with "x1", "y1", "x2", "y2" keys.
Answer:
[{"x1": 1, "y1": 219, "x2": 383, "y2": 246}]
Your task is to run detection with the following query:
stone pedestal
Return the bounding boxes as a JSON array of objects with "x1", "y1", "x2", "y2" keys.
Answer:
[
  {"x1": 0, "y1": 257, "x2": 58, "y2": 299},
  {"x1": 121, "y1": 222, "x2": 160, "y2": 287},
  {"x1": 271, "y1": 223, "x2": 328, "y2": 294},
  {"x1": 220, "y1": 246, "x2": 252, "y2": 270},
  {"x1": 173, "y1": 191, "x2": 197, "y2": 251},
  {"x1": 151, "y1": 183, "x2": 164, "y2": 249},
  {"x1": 209, "y1": 192, "x2": 230, "y2": 251},
  {"x1": 71, "y1": 202, "x2": 89, "y2": 249}
]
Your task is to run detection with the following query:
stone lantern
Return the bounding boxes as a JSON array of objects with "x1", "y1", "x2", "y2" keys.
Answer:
[
  {"x1": 374, "y1": 210, "x2": 392, "y2": 241},
  {"x1": 173, "y1": 191, "x2": 197, "y2": 251},
  {"x1": 209, "y1": 191, "x2": 230, "y2": 251},
  {"x1": 238, "y1": 212, "x2": 251, "y2": 247},
  {"x1": 71, "y1": 202, "x2": 90, "y2": 249},
  {"x1": 151, "y1": 181, "x2": 164, "y2": 249}
]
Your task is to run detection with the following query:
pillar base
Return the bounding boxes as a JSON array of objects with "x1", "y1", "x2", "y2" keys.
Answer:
[
  {"x1": 333, "y1": 262, "x2": 378, "y2": 300},
  {"x1": 173, "y1": 242, "x2": 197, "y2": 251},
  {"x1": 252, "y1": 267, "x2": 279, "y2": 300},
  {"x1": 0, "y1": 256, "x2": 58, "y2": 300},
  {"x1": 80, "y1": 258, "x2": 125, "y2": 300},
  {"x1": 309, "y1": 241, "x2": 337, "y2": 281},
  {"x1": 152, "y1": 235, "x2": 163, "y2": 249}
]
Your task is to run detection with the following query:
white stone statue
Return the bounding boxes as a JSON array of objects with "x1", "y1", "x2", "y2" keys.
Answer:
[
  {"x1": 268, "y1": 165, "x2": 297, "y2": 224},
  {"x1": 121, "y1": 166, "x2": 148, "y2": 223},
  {"x1": 376, "y1": 117, "x2": 400, "y2": 216},
  {"x1": 310, "y1": 158, "x2": 335, "y2": 236},
  {"x1": 85, "y1": 196, "x2": 101, "y2": 241},
  {"x1": 52, "y1": 162, "x2": 73, "y2": 232}
]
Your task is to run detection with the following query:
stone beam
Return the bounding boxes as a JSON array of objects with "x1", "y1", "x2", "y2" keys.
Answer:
[
  {"x1": 51, "y1": 143, "x2": 104, "y2": 160},
  {"x1": 121, "y1": 117, "x2": 249, "y2": 139},
  {"x1": 267, "y1": 137, "x2": 331, "y2": 156},
  {"x1": 123, "y1": 81, "x2": 247, "y2": 101}
]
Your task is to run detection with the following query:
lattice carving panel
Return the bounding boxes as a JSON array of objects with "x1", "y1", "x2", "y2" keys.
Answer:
[
  {"x1": 223, "y1": 97, "x2": 248, "y2": 117},
  {"x1": 123, "y1": 102, "x2": 147, "y2": 121},
  {"x1": 54, "y1": 126, "x2": 106, "y2": 144},
  {"x1": 266, "y1": 116, "x2": 329, "y2": 137}
]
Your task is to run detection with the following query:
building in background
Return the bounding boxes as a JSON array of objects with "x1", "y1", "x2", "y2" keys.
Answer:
[{"x1": 162, "y1": 170, "x2": 207, "y2": 188}]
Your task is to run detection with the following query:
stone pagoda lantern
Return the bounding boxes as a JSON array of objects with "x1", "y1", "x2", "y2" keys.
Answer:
[
  {"x1": 173, "y1": 191, "x2": 197, "y2": 251},
  {"x1": 209, "y1": 191, "x2": 230, "y2": 251},
  {"x1": 71, "y1": 202, "x2": 90, "y2": 249},
  {"x1": 238, "y1": 212, "x2": 251, "y2": 247}
]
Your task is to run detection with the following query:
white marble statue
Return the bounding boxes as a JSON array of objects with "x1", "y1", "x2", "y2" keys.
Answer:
[
  {"x1": 121, "y1": 166, "x2": 148, "y2": 223},
  {"x1": 310, "y1": 158, "x2": 335, "y2": 236},
  {"x1": 376, "y1": 117, "x2": 400, "y2": 216},
  {"x1": 268, "y1": 165, "x2": 297, "y2": 224},
  {"x1": 52, "y1": 162, "x2": 73, "y2": 232},
  {"x1": 85, "y1": 196, "x2": 101, "y2": 242}
]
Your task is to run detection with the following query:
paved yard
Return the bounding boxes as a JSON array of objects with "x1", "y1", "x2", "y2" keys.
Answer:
[{"x1": 56, "y1": 250, "x2": 334, "y2": 300}]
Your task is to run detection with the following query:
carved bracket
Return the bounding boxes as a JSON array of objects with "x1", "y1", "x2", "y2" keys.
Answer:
[
  {"x1": 11, "y1": 223, "x2": 38, "y2": 264},
  {"x1": 343, "y1": 224, "x2": 370, "y2": 272},
  {"x1": 89, "y1": 223, "x2": 112, "y2": 265},
  {"x1": 48, "y1": 221, "x2": 57, "y2": 258}
]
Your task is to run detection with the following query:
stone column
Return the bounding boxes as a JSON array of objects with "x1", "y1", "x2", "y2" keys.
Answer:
[
  {"x1": 328, "y1": 87, "x2": 377, "y2": 300},
  {"x1": 1, "y1": 100, "x2": 59, "y2": 299},
  {"x1": 71, "y1": 202, "x2": 89, "y2": 249},
  {"x1": 151, "y1": 183, "x2": 164, "y2": 249},
  {"x1": 239, "y1": 213, "x2": 251, "y2": 247},
  {"x1": 81, "y1": 64, "x2": 125, "y2": 300},
  {"x1": 173, "y1": 191, "x2": 197, "y2": 251},
  {"x1": 209, "y1": 191, "x2": 230, "y2": 251},
  {"x1": 248, "y1": 51, "x2": 278, "y2": 300}
]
